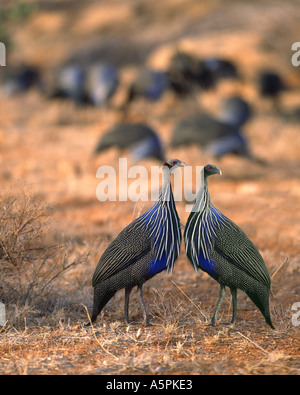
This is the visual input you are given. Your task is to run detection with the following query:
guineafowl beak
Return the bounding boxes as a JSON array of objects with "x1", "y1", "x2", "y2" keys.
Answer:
[
  {"x1": 179, "y1": 161, "x2": 187, "y2": 167},
  {"x1": 217, "y1": 168, "x2": 222, "y2": 175}
]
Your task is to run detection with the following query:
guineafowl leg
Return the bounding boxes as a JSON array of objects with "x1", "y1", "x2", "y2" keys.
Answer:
[
  {"x1": 230, "y1": 287, "x2": 237, "y2": 324},
  {"x1": 211, "y1": 285, "x2": 225, "y2": 326},
  {"x1": 124, "y1": 287, "x2": 133, "y2": 324},
  {"x1": 138, "y1": 284, "x2": 150, "y2": 326}
]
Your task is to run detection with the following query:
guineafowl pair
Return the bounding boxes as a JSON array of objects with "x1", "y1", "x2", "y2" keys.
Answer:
[
  {"x1": 87, "y1": 160, "x2": 274, "y2": 329},
  {"x1": 49, "y1": 63, "x2": 119, "y2": 106}
]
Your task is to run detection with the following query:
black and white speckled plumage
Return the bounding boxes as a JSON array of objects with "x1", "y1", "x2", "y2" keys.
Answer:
[
  {"x1": 87, "y1": 159, "x2": 185, "y2": 326},
  {"x1": 184, "y1": 164, "x2": 274, "y2": 329}
]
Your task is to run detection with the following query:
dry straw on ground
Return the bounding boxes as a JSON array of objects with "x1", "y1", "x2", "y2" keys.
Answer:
[{"x1": 0, "y1": 0, "x2": 300, "y2": 375}]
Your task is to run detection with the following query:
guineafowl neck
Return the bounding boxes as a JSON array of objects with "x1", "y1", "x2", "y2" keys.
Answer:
[
  {"x1": 192, "y1": 176, "x2": 211, "y2": 214},
  {"x1": 159, "y1": 169, "x2": 173, "y2": 204}
]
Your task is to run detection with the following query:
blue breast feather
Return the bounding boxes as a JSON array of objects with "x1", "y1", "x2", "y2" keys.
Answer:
[
  {"x1": 147, "y1": 255, "x2": 168, "y2": 277},
  {"x1": 139, "y1": 199, "x2": 179, "y2": 276},
  {"x1": 195, "y1": 205, "x2": 226, "y2": 276},
  {"x1": 197, "y1": 251, "x2": 217, "y2": 276}
]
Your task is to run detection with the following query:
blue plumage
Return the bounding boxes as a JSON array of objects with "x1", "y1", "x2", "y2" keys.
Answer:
[
  {"x1": 170, "y1": 95, "x2": 256, "y2": 160},
  {"x1": 88, "y1": 159, "x2": 186, "y2": 326},
  {"x1": 197, "y1": 252, "x2": 217, "y2": 277},
  {"x1": 87, "y1": 63, "x2": 119, "y2": 106},
  {"x1": 127, "y1": 69, "x2": 170, "y2": 103},
  {"x1": 94, "y1": 122, "x2": 165, "y2": 162},
  {"x1": 1, "y1": 65, "x2": 42, "y2": 96},
  {"x1": 184, "y1": 164, "x2": 274, "y2": 328},
  {"x1": 147, "y1": 255, "x2": 169, "y2": 277},
  {"x1": 131, "y1": 133, "x2": 165, "y2": 162}
]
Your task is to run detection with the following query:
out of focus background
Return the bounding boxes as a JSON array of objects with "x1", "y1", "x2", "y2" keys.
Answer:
[{"x1": 0, "y1": 0, "x2": 299, "y2": 375}]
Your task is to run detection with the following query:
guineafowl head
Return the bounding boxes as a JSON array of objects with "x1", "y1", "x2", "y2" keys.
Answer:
[
  {"x1": 163, "y1": 159, "x2": 187, "y2": 172},
  {"x1": 204, "y1": 164, "x2": 222, "y2": 177}
]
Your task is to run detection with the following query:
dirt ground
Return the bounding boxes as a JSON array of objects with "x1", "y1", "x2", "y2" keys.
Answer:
[{"x1": 0, "y1": 0, "x2": 299, "y2": 375}]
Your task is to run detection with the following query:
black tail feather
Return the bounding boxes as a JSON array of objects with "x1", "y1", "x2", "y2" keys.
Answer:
[{"x1": 246, "y1": 289, "x2": 275, "y2": 329}]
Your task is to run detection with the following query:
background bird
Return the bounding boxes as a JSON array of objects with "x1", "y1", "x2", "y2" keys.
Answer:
[
  {"x1": 167, "y1": 53, "x2": 239, "y2": 94},
  {"x1": 170, "y1": 114, "x2": 250, "y2": 159},
  {"x1": 258, "y1": 70, "x2": 286, "y2": 111},
  {"x1": 87, "y1": 158, "x2": 186, "y2": 326},
  {"x1": 218, "y1": 95, "x2": 252, "y2": 128},
  {"x1": 1, "y1": 64, "x2": 42, "y2": 96},
  {"x1": 167, "y1": 51, "x2": 206, "y2": 95},
  {"x1": 94, "y1": 122, "x2": 165, "y2": 162},
  {"x1": 50, "y1": 64, "x2": 87, "y2": 105},
  {"x1": 85, "y1": 62, "x2": 119, "y2": 107},
  {"x1": 199, "y1": 57, "x2": 239, "y2": 88},
  {"x1": 126, "y1": 68, "x2": 170, "y2": 104},
  {"x1": 184, "y1": 164, "x2": 274, "y2": 329}
]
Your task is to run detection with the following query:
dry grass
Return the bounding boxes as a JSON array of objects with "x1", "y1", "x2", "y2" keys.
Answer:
[
  {"x1": 0, "y1": 0, "x2": 300, "y2": 375},
  {"x1": 0, "y1": 292, "x2": 299, "y2": 375},
  {"x1": 0, "y1": 190, "x2": 89, "y2": 328}
]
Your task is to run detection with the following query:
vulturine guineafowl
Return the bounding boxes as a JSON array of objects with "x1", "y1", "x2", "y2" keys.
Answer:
[
  {"x1": 218, "y1": 96, "x2": 252, "y2": 129},
  {"x1": 170, "y1": 114, "x2": 250, "y2": 159},
  {"x1": 86, "y1": 62, "x2": 119, "y2": 107},
  {"x1": 50, "y1": 62, "x2": 119, "y2": 106},
  {"x1": 258, "y1": 70, "x2": 286, "y2": 110},
  {"x1": 167, "y1": 51, "x2": 207, "y2": 95},
  {"x1": 94, "y1": 122, "x2": 165, "y2": 162},
  {"x1": 184, "y1": 164, "x2": 274, "y2": 329},
  {"x1": 170, "y1": 95, "x2": 258, "y2": 161},
  {"x1": 199, "y1": 58, "x2": 239, "y2": 87},
  {"x1": 87, "y1": 159, "x2": 186, "y2": 326},
  {"x1": 50, "y1": 64, "x2": 87, "y2": 105},
  {"x1": 167, "y1": 53, "x2": 239, "y2": 94},
  {"x1": 1, "y1": 64, "x2": 42, "y2": 96},
  {"x1": 126, "y1": 68, "x2": 170, "y2": 104}
]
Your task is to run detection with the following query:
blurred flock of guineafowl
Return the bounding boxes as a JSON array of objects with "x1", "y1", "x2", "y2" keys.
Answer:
[{"x1": 0, "y1": 48, "x2": 298, "y2": 164}]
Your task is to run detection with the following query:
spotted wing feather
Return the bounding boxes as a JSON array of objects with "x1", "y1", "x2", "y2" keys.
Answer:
[
  {"x1": 92, "y1": 220, "x2": 151, "y2": 286},
  {"x1": 213, "y1": 217, "x2": 271, "y2": 289}
]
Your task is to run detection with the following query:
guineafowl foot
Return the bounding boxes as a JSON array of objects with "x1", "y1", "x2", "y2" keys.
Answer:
[
  {"x1": 219, "y1": 321, "x2": 235, "y2": 327},
  {"x1": 209, "y1": 320, "x2": 234, "y2": 328},
  {"x1": 220, "y1": 315, "x2": 243, "y2": 327},
  {"x1": 209, "y1": 319, "x2": 217, "y2": 327},
  {"x1": 127, "y1": 318, "x2": 151, "y2": 326},
  {"x1": 125, "y1": 320, "x2": 138, "y2": 326}
]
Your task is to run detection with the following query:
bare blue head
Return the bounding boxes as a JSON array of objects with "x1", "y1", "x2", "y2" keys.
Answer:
[{"x1": 203, "y1": 164, "x2": 222, "y2": 178}]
